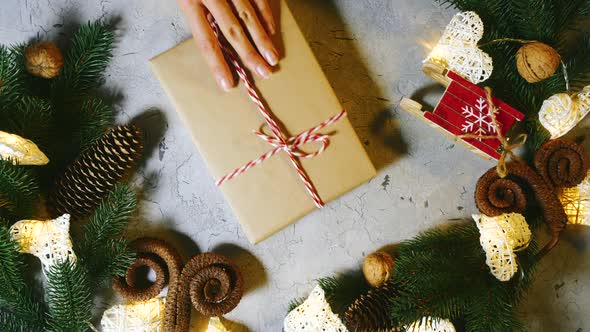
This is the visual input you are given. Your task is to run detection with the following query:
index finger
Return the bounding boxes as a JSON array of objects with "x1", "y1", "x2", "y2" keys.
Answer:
[{"x1": 179, "y1": 0, "x2": 234, "y2": 91}]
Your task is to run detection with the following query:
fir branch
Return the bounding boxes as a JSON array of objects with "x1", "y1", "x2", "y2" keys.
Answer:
[
  {"x1": 46, "y1": 260, "x2": 92, "y2": 332},
  {"x1": 0, "y1": 161, "x2": 40, "y2": 218},
  {"x1": 91, "y1": 238, "x2": 135, "y2": 287},
  {"x1": 76, "y1": 98, "x2": 114, "y2": 149},
  {"x1": 77, "y1": 185, "x2": 137, "y2": 284},
  {"x1": 0, "y1": 96, "x2": 54, "y2": 152},
  {"x1": 56, "y1": 21, "x2": 114, "y2": 95},
  {"x1": 0, "y1": 223, "x2": 45, "y2": 331},
  {"x1": 318, "y1": 273, "x2": 369, "y2": 315},
  {"x1": 0, "y1": 45, "x2": 24, "y2": 106}
]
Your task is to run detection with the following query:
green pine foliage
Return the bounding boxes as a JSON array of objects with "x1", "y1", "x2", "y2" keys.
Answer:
[
  {"x1": 0, "y1": 20, "x2": 140, "y2": 331},
  {"x1": 56, "y1": 21, "x2": 115, "y2": 95},
  {"x1": 77, "y1": 185, "x2": 137, "y2": 285},
  {"x1": 436, "y1": 0, "x2": 590, "y2": 151},
  {"x1": 0, "y1": 161, "x2": 40, "y2": 218},
  {"x1": 390, "y1": 222, "x2": 538, "y2": 331},
  {"x1": 46, "y1": 260, "x2": 92, "y2": 332},
  {"x1": 0, "y1": 222, "x2": 45, "y2": 331}
]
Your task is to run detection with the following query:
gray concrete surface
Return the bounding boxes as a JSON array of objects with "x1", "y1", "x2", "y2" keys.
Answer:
[{"x1": 1, "y1": 0, "x2": 589, "y2": 331}]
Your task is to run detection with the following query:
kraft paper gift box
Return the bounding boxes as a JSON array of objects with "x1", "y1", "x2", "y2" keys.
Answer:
[{"x1": 150, "y1": 1, "x2": 376, "y2": 243}]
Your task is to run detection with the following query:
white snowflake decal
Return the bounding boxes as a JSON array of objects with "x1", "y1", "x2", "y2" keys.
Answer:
[{"x1": 461, "y1": 97, "x2": 499, "y2": 138}]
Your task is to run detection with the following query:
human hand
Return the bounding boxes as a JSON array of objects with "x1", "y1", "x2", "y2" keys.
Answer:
[{"x1": 177, "y1": 0, "x2": 278, "y2": 91}]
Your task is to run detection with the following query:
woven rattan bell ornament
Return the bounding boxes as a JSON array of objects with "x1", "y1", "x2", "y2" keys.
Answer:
[
  {"x1": 101, "y1": 298, "x2": 166, "y2": 332},
  {"x1": 539, "y1": 86, "x2": 590, "y2": 139},
  {"x1": 559, "y1": 171, "x2": 590, "y2": 225},
  {"x1": 472, "y1": 213, "x2": 532, "y2": 281}
]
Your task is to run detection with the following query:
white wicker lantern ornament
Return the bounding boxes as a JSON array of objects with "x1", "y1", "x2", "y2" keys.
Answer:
[
  {"x1": 473, "y1": 213, "x2": 532, "y2": 281},
  {"x1": 10, "y1": 214, "x2": 76, "y2": 273},
  {"x1": 425, "y1": 11, "x2": 493, "y2": 84},
  {"x1": 559, "y1": 171, "x2": 590, "y2": 225},
  {"x1": 284, "y1": 285, "x2": 348, "y2": 332},
  {"x1": 539, "y1": 86, "x2": 590, "y2": 139},
  {"x1": 406, "y1": 316, "x2": 456, "y2": 332},
  {"x1": 206, "y1": 317, "x2": 230, "y2": 332},
  {"x1": 101, "y1": 297, "x2": 166, "y2": 332},
  {"x1": 0, "y1": 131, "x2": 49, "y2": 165}
]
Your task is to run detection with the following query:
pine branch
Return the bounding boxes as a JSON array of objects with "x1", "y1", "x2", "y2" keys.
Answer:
[
  {"x1": 0, "y1": 223, "x2": 45, "y2": 331},
  {"x1": 318, "y1": 273, "x2": 369, "y2": 315},
  {"x1": 55, "y1": 21, "x2": 114, "y2": 95},
  {"x1": 0, "y1": 161, "x2": 40, "y2": 218},
  {"x1": 46, "y1": 260, "x2": 92, "y2": 332},
  {"x1": 77, "y1": 185, "x2": 137, "y2": 285},
  {"x1": 0, "y1": 45, "x2": 24, "y2": 106},
  {"x1": 0, "y1": 96, "x2": 54, "y2": 152},
  {"x1": 76, "y1": 98, "x2": 114, "y2": 149}
]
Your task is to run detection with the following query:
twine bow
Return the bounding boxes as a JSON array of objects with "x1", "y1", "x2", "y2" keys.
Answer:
[
  {"x1": 460, "y1": 87, "x2": 527, "y2": 178},
  {"x1": 210, "y1": 18, "x2": 346, "y2": 208}
]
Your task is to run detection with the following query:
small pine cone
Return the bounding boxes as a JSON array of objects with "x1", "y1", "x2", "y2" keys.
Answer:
[
  {"x1": 25, "y1": 42, "x2": 64, "y2": 78},
  {"x1": 344, "y1": 280, "x2": 400, "y2": 332},
  {"x1": 49, "y1": 125, "x2": 143, "y2": 217}
]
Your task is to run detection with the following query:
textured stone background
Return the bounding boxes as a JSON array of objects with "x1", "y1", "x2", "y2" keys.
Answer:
[{"x1": 1, "y1": 0, "x2": 589, "y2": 331}]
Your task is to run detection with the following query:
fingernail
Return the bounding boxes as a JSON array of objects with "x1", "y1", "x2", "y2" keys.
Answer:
[
  {"x1": 264, "y1": 49, "x2": 279, "y2": 66},
  {"x1": 257, "y1": 65, "x2": 271, "y2": 78},
  {"x1": 218, "y1": 77, "x2": 231, "y2": 91}
]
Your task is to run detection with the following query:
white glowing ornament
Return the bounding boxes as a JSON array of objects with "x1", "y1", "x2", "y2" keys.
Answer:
[
  {"x1": 101, "y1": 297, "x2": 166, "y2": 332},
  {"x1": 284, "y1": 285, "x2": 348, "y2": 332},
  {"x1": 473, "y1": 213, "x2": 532, "y2": 281},
  {"x1": 539, "y1": 86, "x2": 590, "y2": 139},
  {"x1": 206, "y1": 317, "x2": 230, "y2": 332},
  {"x1": 10, "y1": 214, "x2": 76, "y2": 273},
  {"x1": 0, "y1": 131, "x2": 49, "y2": 165},
  {"x1": 406, "y1": 317, "x2": 456, "y2": 332},
  {"x1": 559, "y1": 171, "x2": 590, "y2": 225},
  {"x1": 425, "y1": 11, "x2": 493, "y2": 84}
]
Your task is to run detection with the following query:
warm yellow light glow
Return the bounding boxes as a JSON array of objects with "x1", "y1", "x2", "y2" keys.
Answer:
[
  {"x1": 473, "y1": 213, "x2": 532, "y2": 282},
  {"x1": 207, "y1": 317, "x2": 230, "y2": 332},
  {"x1": 559, "y1": 174, "x2": 590, "y2": 225},
  {"x1": 0, "y1": 131, "x2": 49, "y2": 165},
  {"x1": 101, "y1": 297, "x2": 166, "y2": 332},
  {"x1": 539, "y1": 86, "x2": 590, "y2": 139},
  {"x1": 424, "y1": 11, "x2": 493, "y2": 84},
  {"x1": 10, "y1": 214, "x2": 76, "y2": 273}
]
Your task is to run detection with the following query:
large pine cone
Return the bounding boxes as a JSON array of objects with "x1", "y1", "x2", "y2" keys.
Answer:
[
  {"x1": 344, "y1": 280, "x2": 400, "y2": 332},
  {"x1": 49, "y1": 125, "x2": 143, "y2": 217}
]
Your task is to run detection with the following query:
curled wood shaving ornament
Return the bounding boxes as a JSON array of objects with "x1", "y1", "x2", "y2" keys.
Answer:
[
  {"x1": 166, "y1": 252, "x2": 243, "y2": 331},
  {"x1": 475, "y1": 138, "x2": 590, "y2": 254},
  {"x1": 112, "y1": 237, "x2": 182, "y2": 303}
]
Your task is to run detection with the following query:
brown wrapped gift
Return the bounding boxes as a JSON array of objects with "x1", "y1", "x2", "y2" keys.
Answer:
[{"x1": 150, "y1": 1, "x2": 376, "y2": 243}]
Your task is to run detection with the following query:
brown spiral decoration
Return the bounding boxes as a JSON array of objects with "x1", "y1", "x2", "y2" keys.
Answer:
[
  {"x1": 166, "y1": 253, "x2": 243, "y2": 331},
  {"x1": 534, "y1": 139, "x2": 590, "y2": 189},
  {"x1": 112, "y1": 237, "x2": 182, "y2": 303},
  {"x1": 475, "y1": 138, "x2": 590, "y2": 254}
]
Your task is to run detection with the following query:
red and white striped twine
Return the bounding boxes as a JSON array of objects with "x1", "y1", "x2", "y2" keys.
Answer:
[{"x1": 210, "y1": 18, "x2": 346, "y2": 208}]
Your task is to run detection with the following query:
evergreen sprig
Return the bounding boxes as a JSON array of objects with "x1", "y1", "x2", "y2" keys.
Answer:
[
  {"x1": 0, "y1": 161, "x2": 40, "y2": 218},
  {"x1": 0, "y1": 223, "x2": 45, "y2": 331},
  {"x1": 56, "y1": 21, "x2": 114, "y2": 95},
  {"x1": 0, "y1": 45, "x2": 24, "y2": 106},
  {"x1": 77, "y1": 185, "x2": 137, "y2": 285},
  {"x1": 46, "y1": 260, "x2": 92, "y2": 332}
]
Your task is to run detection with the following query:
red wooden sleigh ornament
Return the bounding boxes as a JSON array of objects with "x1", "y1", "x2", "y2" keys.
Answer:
[{"x1": 401, "y1": 63, "x2": 525, "y2": 160}]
